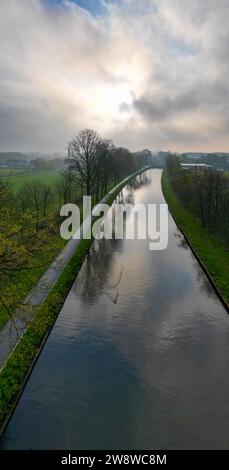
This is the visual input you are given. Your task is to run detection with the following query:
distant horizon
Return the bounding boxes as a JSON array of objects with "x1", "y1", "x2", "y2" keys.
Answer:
[{"x1": 0, "y1": 149, "x2": 229, "y2": 158}]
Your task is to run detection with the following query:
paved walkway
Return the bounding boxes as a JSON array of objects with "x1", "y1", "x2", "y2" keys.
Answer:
[{"x1": 0, "y1": 169, "x2": 148, "y2": 369}]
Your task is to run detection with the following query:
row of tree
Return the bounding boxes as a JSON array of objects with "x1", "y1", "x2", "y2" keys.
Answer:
[
  {"x1": 166, "y1": 155, "x2": 229, "y2": 242},
  {"x1": 0, "y1": 129, "x2": 151, "y2": 323},
  {"x1": 15, "y1": 129, "x2": 151, "y2": 219},
  {"x1": 68, "y1": 129, "x2": 151, "y2": 197}
]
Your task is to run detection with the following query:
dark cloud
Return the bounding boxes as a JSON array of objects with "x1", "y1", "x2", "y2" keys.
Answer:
[
  {"x1": 0, "y1": 0, "x2": 229, "y2": 152},
  {"x1": 133, "y1": 93, "x2": 199, "y2": 121},
  {"x1": 133, "y1": 79, "x2": 229, "y2": 123}
]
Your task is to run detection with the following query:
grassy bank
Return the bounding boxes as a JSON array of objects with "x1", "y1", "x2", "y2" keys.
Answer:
[
  {"x1": 0, "y1": 168, "x2": 145, "y2": 330},
  {"x1": 0, "y1": 234, "x2": 66, "y2": 330},
  {"x1": 0, "y1": 237, "x2": 93, "y2": 429},
  {"x1": 0, "y1": 167, "x2": 147, "y2": 431},
  {"x1": 162, "y1": 171, "x2": 229, "y2": 307},
  {"x1": 0, "y1": 168, "x2": 64, "y2": 329}
]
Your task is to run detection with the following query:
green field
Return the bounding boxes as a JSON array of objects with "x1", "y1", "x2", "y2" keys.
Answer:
[
  {"x1": 3, "y1": 169, "x2": 61, "y2": 191},
  {"x1": 162, "y1": 171, "x2": 229, "y2": 307},
  {"x1": 0, "y1": 166, "x2": 148, "y2": 428},
  {"x1": 0, "y1": 168, "x2": 30, "y2": 178},
  {"x1": 0, "y1": 168, "x2": 63, "y2": 330}
]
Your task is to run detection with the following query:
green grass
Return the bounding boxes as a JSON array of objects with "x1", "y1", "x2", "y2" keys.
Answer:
[
  {"x1": 0, "y1": 166, "x2": 148, "y2": 330},
  {"x1": 0, "y1": 167, "x2": 148, "y2": 430},
  {"x1": 0, "y1": 167, "x2": 65, "y2": 330},
  {"x1": 0, "y1": 312, "x2": 9, "y2": 331},
  {"x1": 162, "y1": 171, "x2": 229, "y2": 307},
  {"x1": 0, "y1": 168, "x2": 127, "y2": 330},
  {"x1": 0, "y1": 237, "x2": 93, "y2": 428},
  {"x1": 0, "y1": 169, "x2": 63, "y2": 329},
  {"x1": 0, "y1": 168, "x2": 31, "y2": 178},
  {"x1": 6, "y1": 170, "x2": 61, "y2": 192},
  {"x1": 0, "y1": 232, "x2": 66, "y2": 330}
]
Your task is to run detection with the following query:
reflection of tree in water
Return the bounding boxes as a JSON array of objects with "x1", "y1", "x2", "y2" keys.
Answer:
[
  {"x1": 77, "y1": 174, "x2": 146, "y2": 304},
  {"x1": 103, "y1": 268, "x2": 123, "y2": 304},
  {"x1": 77, "y1": 173, "x2": 154, "y2": 304},
  {"x1": 193, "y1": 258, "x2": 217, "y2": 299},
  {"x1": 122, "y1": 190, "x2": 134, "y2": 205},
  {"x1": 174, "y1": 230, "x2": 189, "y2": 251},
  {"x1": 114, "y1": 172, "x2": 151, "y2": 207},
  {"x1": 77, "y1": 237, "x2": 124, "y2": 305},
  {"x1": 115, "y1": 187, "x2": 134, "y2": 205},
  {"x1": 129, "y1": 171, "x2": 151, "y2": 190}
]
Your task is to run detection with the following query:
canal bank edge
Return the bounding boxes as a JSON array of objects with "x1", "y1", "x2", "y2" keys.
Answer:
[
  {"x1": 161, "y1": 170, "x2": 229, "y2": 312},
  {"x1": 0, "y1": 166, "x2": 149, "y2": 435}
]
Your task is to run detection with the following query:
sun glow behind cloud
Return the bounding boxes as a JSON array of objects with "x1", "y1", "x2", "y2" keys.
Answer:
[{"x1": 0, "y1": 0, "x2": 229, "y2": 152}]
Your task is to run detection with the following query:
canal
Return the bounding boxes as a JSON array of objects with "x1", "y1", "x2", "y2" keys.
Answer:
[{"x1": 1, "y1": 169, "x2": 229, "y2": 450}]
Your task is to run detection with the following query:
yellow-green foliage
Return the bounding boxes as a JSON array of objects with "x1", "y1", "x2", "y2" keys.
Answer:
[
  {"x1": 0, "y1": 167, "x2": 148, "y2": 429},
  {"x1": 0, "y1": 237, "x2": 92, "y2": 426}
]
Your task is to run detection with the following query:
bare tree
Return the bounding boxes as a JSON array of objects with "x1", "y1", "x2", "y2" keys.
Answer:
[
  {"x1": 68, "y1": 129, "x2": 110, "y2": 195},
  {"x1": 93, "y1": 139, "x2": 112, "y2": 198},
  {"x1": 166, "y1": 155, "x2": 229, "y2": 242},
  {"x1": 17, "y1": 183, "x2": 31, "y2": 214},
  {"x1": 56, "y1": 168, "x2": 75, "y2": 206},
  {"x1": 28, "y1": 181, "x2": 43, "y2": 220},
  {"x1": 41, "y1": 185, "x2": 52, "y2": 217}
]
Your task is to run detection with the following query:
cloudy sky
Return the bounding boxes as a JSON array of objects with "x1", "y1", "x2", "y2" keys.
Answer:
[{"x1": 0, "y1": 0, "x2": 229, "y2": 152}]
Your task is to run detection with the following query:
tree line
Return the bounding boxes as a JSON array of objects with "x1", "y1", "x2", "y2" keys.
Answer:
[
  {"x1": 166, "y1": 155, "x2": 229, "y2": 243},
  {"x1": 67, "y1": 129, "x2": 151, "y2": 198},
  {"x1": 0, "y1": 129, "x2": 151, "y2": 324},
  {"x1": 16, "y1": 129, "x2": 151, "y2": 216}
]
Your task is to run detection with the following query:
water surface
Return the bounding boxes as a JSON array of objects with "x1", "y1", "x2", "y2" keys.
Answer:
[{"x1": 1, "y1": 170, "x2": 228, "y2": 450}]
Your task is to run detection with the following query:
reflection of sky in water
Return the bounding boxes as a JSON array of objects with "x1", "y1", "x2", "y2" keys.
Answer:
[{"x1": 1, "y1": 170, "x2": 229, "y2": 450}]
